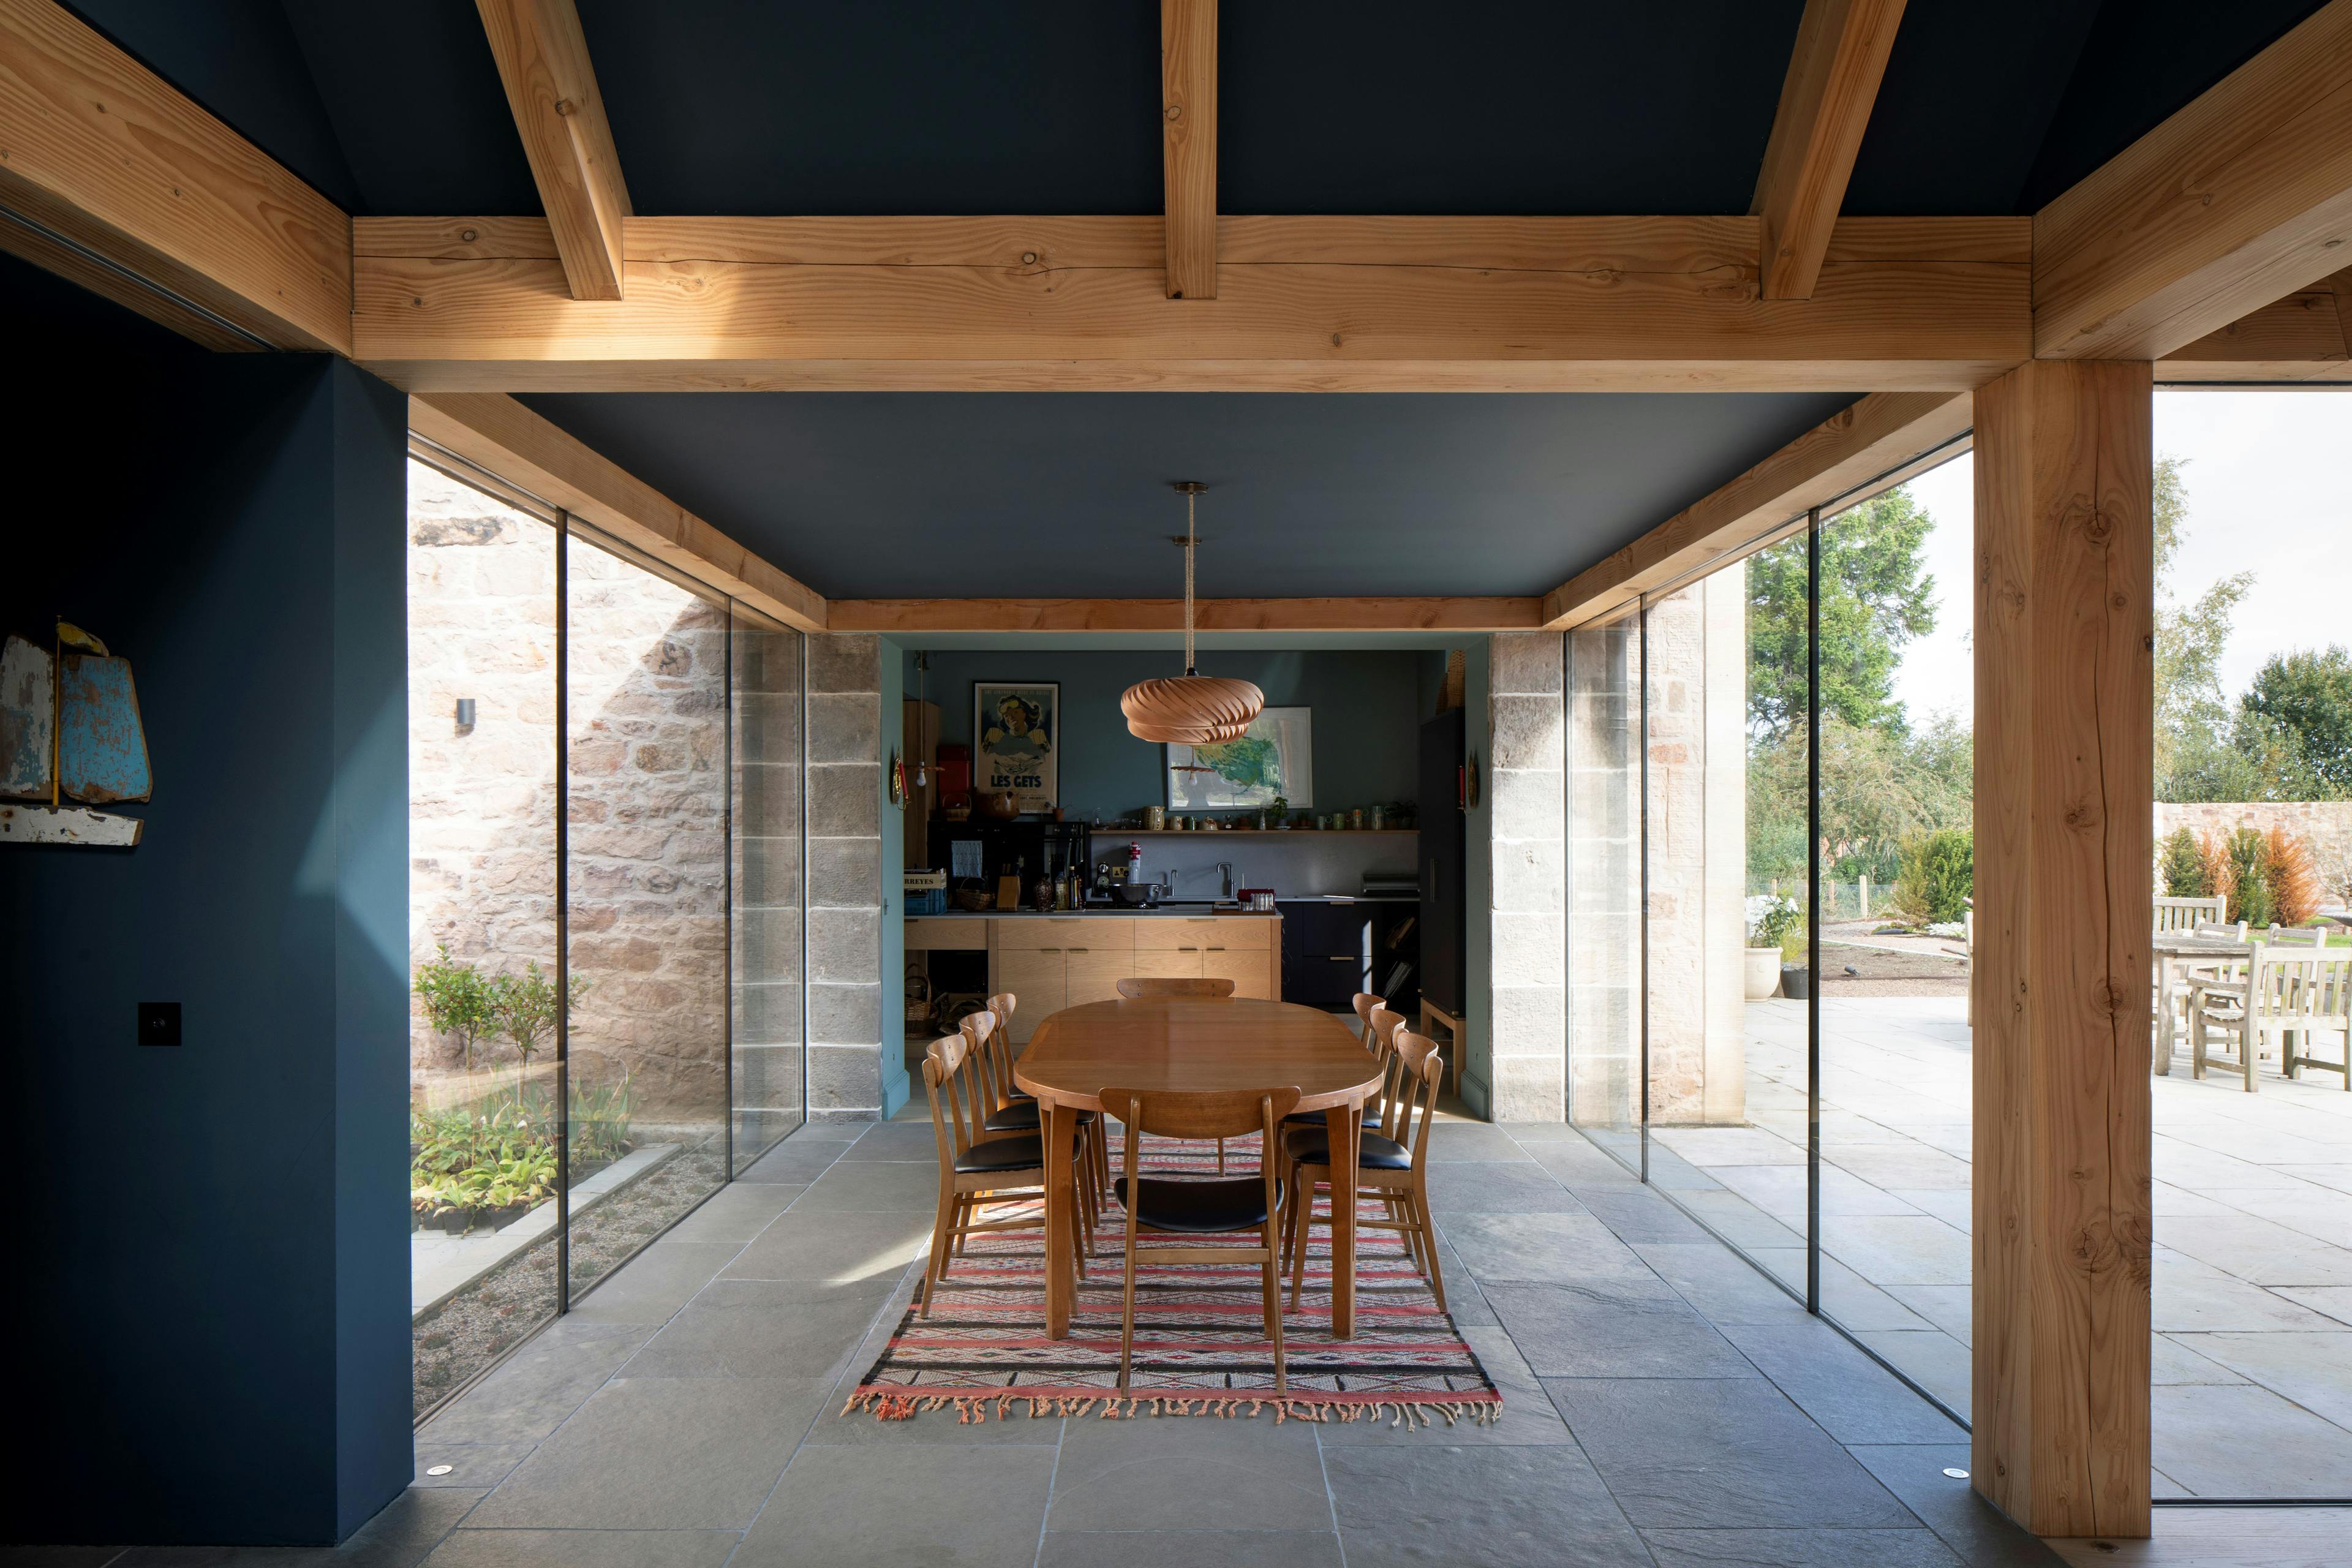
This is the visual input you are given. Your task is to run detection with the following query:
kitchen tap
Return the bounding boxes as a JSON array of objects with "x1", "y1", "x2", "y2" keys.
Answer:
[{"x1": 1218, "y1": 861, "x2": 1234, "y2": 899}]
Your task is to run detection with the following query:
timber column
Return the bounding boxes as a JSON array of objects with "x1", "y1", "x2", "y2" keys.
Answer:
[{"x1": 1970, "y1": 359, "x2": 2153, "y2": 1539}]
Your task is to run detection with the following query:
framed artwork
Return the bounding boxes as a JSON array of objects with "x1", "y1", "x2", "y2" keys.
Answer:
[
  {"x1": 1166, "y1": 706, "x2": 1313, "y2": 810},
  {"x1": 974, "y1": 682, "x2": 1059, "y2": 813}
]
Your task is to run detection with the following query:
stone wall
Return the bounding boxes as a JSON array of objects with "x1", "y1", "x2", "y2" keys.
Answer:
[
  {"x1": 731, "y1": 631, "x2": 804, "y2": 1159},
  {"x1": 1567, "y1": 617, "x2": 1640, "y2": 1125},
  {"x1": 1487, "y1": 632, "x2": 1567, "y2": 1121},
  {"x1": 2155, "y1": 801, "x2": 2352, "y2": 902}
]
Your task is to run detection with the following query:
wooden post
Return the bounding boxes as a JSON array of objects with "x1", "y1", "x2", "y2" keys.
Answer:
[{"x1": 1970, "y1": 359, "x2": 2154, "y2": 1540}]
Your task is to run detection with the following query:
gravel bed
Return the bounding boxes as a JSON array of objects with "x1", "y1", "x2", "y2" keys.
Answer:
[{"x1": 412, "y1": 1134, "x2": 728, "y2": 1420}]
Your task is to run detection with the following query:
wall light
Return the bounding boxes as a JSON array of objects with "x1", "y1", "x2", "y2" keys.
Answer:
[{"x1": 454, "y1": 698, "x2": 477, "y2": 733}]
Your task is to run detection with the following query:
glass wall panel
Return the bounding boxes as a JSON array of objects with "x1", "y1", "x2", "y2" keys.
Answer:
[
  {"x1": 1638, "y1": 539, "x2": 1812, "y2": 1272},
  {"x1": 1568, "y1": 605, "x2": 1644, "y2": 1164},
  {"x1": 404, "y1": 458, "x2": 562, "y2": 1415},
  {"x1": 1812, "y1": 467, "x2": 1975, "y2": 1415},
  {"x1": 733, "y1": 620, "x2": 805, "y2": 1169},
  {"x1": 562, "y1": 530, "x2": 733, "y2": 1303}
]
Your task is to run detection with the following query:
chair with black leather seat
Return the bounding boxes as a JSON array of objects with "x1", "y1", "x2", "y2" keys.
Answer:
[
  {"x1": 1099, "y1": 1082, "x2": 1300, "y2": 1394},
  {"x1": 1280, "y1": 1030, "x2": 1447, "y2": 1313},
  {"x1": 962, "y1": 1008, "x2": 1106, "y2": 1248},
  {"x1": 916, "y1": 1033, "x2": 1090, "y2": 1317},
  {"x1": 1276, "y1": 1005, "x2": 1405, "y2": 1232}
]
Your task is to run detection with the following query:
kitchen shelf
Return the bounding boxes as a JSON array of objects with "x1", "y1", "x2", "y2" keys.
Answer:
[{"x1": 1097, "y1": 828, "x2": 1420, "y2": 836}]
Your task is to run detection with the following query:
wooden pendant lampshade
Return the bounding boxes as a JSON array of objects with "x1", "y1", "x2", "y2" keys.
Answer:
[{"x1": 1123, "y1": 482, "x2": 1264, "y2": 744}]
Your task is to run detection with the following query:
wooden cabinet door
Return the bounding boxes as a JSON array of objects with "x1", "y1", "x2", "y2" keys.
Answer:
[
  {"x1": 1202, "y1": 945, "x2": 1273, "y2": 1000},
  {"x1": 1063, "y1": 946, "x2": 1133, "y2": 1009},
  {"x1": 1133, "y1": 945, "x2": 1205, "y2": 980},
  {"x1": 992, "y1": 946, "x2": 1066, "y2": 1043}
]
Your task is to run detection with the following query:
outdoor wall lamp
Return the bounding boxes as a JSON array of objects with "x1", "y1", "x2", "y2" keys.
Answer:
[{"x1": 454, "y1": 698, "x2": 476, "y2": 733}]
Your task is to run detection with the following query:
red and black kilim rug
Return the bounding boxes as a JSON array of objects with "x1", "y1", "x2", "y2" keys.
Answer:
[{"x1": 842, "y1": 1133, "x2": 1502, "y2": 1428}]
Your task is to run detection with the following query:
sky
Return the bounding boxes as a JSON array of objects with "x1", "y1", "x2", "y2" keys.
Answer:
[{"x1": 1880, "y1": 389, "x2": 2352, "y2": 726}]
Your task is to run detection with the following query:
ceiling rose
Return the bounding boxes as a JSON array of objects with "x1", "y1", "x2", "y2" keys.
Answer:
[{"x1": 1121, "y1": 481, "x2": 1265, "y2": 745}]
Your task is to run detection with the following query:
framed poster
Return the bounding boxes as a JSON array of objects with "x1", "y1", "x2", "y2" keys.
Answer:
[
  {"x1": 1166, "y1": 706, "x2": 1313, "y2": 810},
  {"x1": 974, "y1": 682, "x2": 1059, "y2": 813}
]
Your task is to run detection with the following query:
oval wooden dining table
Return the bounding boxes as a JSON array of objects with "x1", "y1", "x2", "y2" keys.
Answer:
[{"x1": 1014, "y1": 995, "x2": 1387, "y2": 1340}]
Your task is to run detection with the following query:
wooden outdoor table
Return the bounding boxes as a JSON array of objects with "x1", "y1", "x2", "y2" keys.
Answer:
[
  {"x1": 1014, "y1": 995, "x2": 1387, "y2": 1341},
  {"x1": 2152, "y1": 932, "x2": 2253, "y2": 1074}
]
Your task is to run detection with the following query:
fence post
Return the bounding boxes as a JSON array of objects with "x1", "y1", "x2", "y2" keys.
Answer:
[{"x1": 1860, "y1": 874, "x2": 1870, "y2": 921}]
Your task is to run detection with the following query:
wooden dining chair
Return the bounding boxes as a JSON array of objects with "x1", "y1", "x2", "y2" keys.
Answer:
[
  {"x1": 963, "y1": 1007, "x2": 1108, "y2": 1246},
  {"x1": 1115, "y1": 976, "x2": 1236, "y2": 999},
  {"x1": 1114, "y1": 975, "x2": 1240, "y2": 1170},
  {"x1": 1281, "y1": 1030, "x2": 1448, "y2": 1313},
  {"x1": 1099, "y1": 1083, "x2": 1301, "y2": 1394},
  {"x1": 918, "y1": 1032, "x2": 1093, "y2": 1314}
]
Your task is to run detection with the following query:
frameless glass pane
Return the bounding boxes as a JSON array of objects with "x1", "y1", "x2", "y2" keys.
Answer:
[
  {"x1": 733, "y1": 622, "x2": 804, "y2": 1171},
  {"x1": 1639, "y1": 541, "x2": 1812, "y2": 1279},
  {"x1": 404, "y1": 458, "x2": 561, "y2": 1415},
  {"x1": 564, "y1": 533, "x2": 732, "y2": 1302},
  {"x1": 2150, "y1": 391, "x2": 2352, "y2": 1499},
  {"x1": 1568, "y1": 605, "x2": 1644, "y2": 1170},
  {"x1": 1814, "y1": 462, "x2": 1973, "y2": 1417}
]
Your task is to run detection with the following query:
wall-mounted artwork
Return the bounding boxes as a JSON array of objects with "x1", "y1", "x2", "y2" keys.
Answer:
[
  {"x1": 0, "y1": 623, "x2": 149, "y2": 846},
  {"x1": 974, "y1": 682, "x2": 1058, "y2": 814},
  {"x1": 1166, "y1": 706, "x2": 1312, "y2": 810}
]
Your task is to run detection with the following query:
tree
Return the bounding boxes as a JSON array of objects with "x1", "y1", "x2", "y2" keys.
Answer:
[
  {"x1": 2152, "y1": 455, "x2": 2255, "y2": 798},
  {"x1": 1747, "y1": 489, "x2": 1939, "y2": 742},
  {"x1": 2241, "y1": 647, "x2": 2352, "y2": 795}
]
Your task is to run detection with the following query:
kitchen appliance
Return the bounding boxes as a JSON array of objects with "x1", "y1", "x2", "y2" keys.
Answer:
[
  {"x1": 1113, "y1": 881, "x2": 1168, "y2": 907},
  {"x1": 1238, "y1": 886, "x2": 1277, "y2": 911},
  {"x1": 933, "y1": 819, "x2": 1095, "y2": 907},
  {"x1": 1419, "y1": 709, "x2": 1467, "y2": 1013}
]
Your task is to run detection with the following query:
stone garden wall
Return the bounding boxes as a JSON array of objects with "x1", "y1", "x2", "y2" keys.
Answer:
[{"x1": 2155, "y1": 801, "x2": 2352, "y2": 903}]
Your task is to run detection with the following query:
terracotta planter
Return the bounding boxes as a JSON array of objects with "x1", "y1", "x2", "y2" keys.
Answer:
[{"x1": 1744, "y1": 947, "x2": 1783, "y2": 1000}]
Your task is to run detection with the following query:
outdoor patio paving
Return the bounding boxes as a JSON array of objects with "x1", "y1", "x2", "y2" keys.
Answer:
[{"x1": 1642, "y1": 996, "x2": 2352, "y2": 1501}]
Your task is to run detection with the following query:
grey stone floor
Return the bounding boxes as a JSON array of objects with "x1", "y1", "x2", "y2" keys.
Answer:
[
  {"x1": 1646, "y1": 997, "x2": 2352, "y2": 1501},
  {"x1": 35, "y1": 1102, "x2": 2067, "y2": 1567}
]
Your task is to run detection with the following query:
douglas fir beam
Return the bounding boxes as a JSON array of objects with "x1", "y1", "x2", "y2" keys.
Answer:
[
  {"x1": 826, "y1": 597, "x2": 1545, "y2": 635},
  {"x1": 409, "y1": 391, "x2": 826, "y2": 632},
  {"x1": 2034, "y1": 0, "x2": 2352, "y2": 361},
  {"x1": 475, "y1": 0, "x2": 630, "y2": 300},
  {"x1": 1161, "y1": 0, "x2": 1216, "y2": 299},
  {"x1": 1540, "y1": 389, "x2": 1969, "y2": 628},
  {"x1": 1752, "y1": 0, "x2": 1909, "y2": 300},
  {"x1": 0, "y1": 0, "x2": 350, "y2": 352},
  {"x1": 350, "y1": 214, "x2": 2030, "y2": 392},
  {"x1": 2158, "y1": 268, "x2": 2352, "y2": 382},
  {"x1": 1971, "y1": 358, "x2": 2154, "y2": 1541}
]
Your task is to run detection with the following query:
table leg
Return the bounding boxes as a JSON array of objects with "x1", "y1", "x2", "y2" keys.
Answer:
[
  {"x1": 1330, "y1": 1096, "x2": 1360, "y2": 1340},
  {"x1": 1043, "y1": 1099, "x2": 1076, "y2": 1339}
]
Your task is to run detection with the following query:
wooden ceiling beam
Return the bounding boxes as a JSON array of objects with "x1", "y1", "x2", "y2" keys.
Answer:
[
  {"x1": 2158, "y1": 267, "x2": 2352, "y2": 382},
  {"x1": 409, "y1": 391, "x2": 827, "y2": 632},
  {"x1": 1540, "y1": 389, "x2": 1970, "y2": 628},
  {"x1": 0, "y1": 0, "x2": 351, "y2": 352},
  {"x1": 1161, "y1": 0, "x2": 1216, "y2": 300},
  {"x1": 827, "y1": 598, "x2": 1542, "y2": 635},
  {"x1": 1752, "y1": 0, "x2": 1909, "y2": 301},
  {"x1": 2034, "y1": 0, "x2": 2352, "y2": 361},
  {"x1": 351, "y1": 214, "x2": 2030, "y2": 393},
  {"x1": 475, "y1": 0, "x2": 631, "y2": 301}
]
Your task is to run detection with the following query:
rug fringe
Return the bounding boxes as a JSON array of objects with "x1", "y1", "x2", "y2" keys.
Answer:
[{"x1": 842, "y1": 1387, "x2": 1500, "y2": 1430}]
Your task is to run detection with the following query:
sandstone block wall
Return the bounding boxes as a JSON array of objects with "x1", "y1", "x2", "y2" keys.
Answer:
[
  {"x1": 805, "y1": 633, "x2": 887, "y2": 1121},
  {"x1": 1487, "y1": 631, "x2": 1568, "y2": 1121},
  {"x1": 2155, "y1": 801, "x2": 2352, "y2": 902},
  {"x1": 1567, "y1": 616, "x2": 1640, "y2": 1127}
]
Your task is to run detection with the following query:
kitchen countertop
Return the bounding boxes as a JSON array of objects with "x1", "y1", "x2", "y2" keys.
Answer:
[{"x1": 911, "y1": 906, "x2": 1281, "y2": 919}]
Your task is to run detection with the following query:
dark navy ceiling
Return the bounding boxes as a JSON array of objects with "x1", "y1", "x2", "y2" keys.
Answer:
[
  {"x1": 61, "y1": 0, "x2": 2329, "y2": 220},
  {"x1": 519, "y1": 393, "x2": 1853, "y2": 600}
]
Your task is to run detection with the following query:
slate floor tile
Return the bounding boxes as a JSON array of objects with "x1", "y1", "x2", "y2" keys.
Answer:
[
  {"x1": 1437, "y1": 1210, "x2": 1654, "y2": 1285},
  {"x1": 2152, "y1": 1383, "x2": 2352, "y2": 1497},
  {"x1": 1319, "y1": 1323, "x2": 1575, "y2": 1447},
  {"x1": 420, "y1": 1531, "x2": 737, "y2": 1568},
  {"x1": 1423, "y1": 1123, "x2": 1533, "y2": 1162},
  {"x1": 1486, "y1": 1280, "x2": 1757, "y2": 1379},
  {"x1": 658, "y1": 1182, "x2": 805, "y2": 1244},
  {"x1": 1037, "y1": 1534, "x2": 1342, "y2": 1568},
  {"x1": 834, "y1": 1121, "x2": 945, "y2": 1162},
  {"x1": 1421, "y1": 1162, "x2": 1583, "y2": 1214},
  {"x1": 734, "y1": 1444, "x2": 1055, "y2": 1568},
  {"x1": 1325, "y1": 1444, "x2": 1651, "y2": 1567},
  {"x1": 1544, "y1": 1378, "x2": 1917, "y2": 1529},
  {"x1": 1717, "y1": 1321, "x2": 1966, "y2": 1443},
  {"x1": 1844, "y1": 1446, "x2": 2067, "y2": 1567},
  {"x1": 563, "y1": 1242, "x2": 742, "y2": 1326},
  {"x1": 721, "y1": 1209, "x2": 933, "y2": 1284},
  {"x1": 1045, "y1": 1410, "x2": 1330, "y2": 1532},
  {"x1": 1574, "y1": 1188, "x2": 1716, "y2": 1245},
  {"x1": 1641, "y1": 1527, "x2": 1962, "y2": 1566},
  {"x1": 619, "y1": 1277, "x2": 898, "y2": 1382},
  {"x1": 410, "y1": 1442, "x2": 532, "y2": 1491},
  {"x1": 794, "y1": 1158, "x2": 946, "y2": 1213},
  {"x1": 419, "y1": 1322, "x2": 655, "y2": 1445}
]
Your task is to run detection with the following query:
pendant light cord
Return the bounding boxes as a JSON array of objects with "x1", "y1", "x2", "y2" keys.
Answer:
[{"x1": 1183, "y1": 486, "x2": 1197, "y2": 675}]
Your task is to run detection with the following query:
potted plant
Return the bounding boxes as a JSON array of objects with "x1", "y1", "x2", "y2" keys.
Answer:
[
  {"x1": 1268, "y1": 794, "x2": 1288, "y2": 829},
  {"x1": 1745, "y1": 895, "x2": 1800, "y2": 1000},
  {"x1": 414, "y1": 944, "x2": 499, "y2": 1073}
]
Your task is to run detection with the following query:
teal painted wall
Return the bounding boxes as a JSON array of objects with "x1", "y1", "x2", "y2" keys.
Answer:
[
  {"x1": 905, "y1": 648, "x2": 1427, "y2": 822},
  {"x1": 1462, "y1": 638, "x2": 1494, "y2": 1120}
]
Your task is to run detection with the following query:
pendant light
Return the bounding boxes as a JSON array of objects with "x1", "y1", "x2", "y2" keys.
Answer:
[{"x1": 1122, "y1": 481, "x2": 1264, "y2": 744}]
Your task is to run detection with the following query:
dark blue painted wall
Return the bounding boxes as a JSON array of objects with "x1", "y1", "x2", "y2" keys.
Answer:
[
  {"x1": 907, "y1": 647, "x2": 1427, "y2": 821},
  {"x1": 0, "y1": 255, "x2": 411, "y2": 1545}
]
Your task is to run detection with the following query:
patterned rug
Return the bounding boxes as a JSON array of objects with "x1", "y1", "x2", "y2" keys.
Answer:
[{"x1": 843, "y1": 1132, "x2": 1501, "y2": 1428}]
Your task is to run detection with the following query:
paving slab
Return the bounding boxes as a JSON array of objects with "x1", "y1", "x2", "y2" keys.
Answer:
[
  {"x1": 1325, "y1": 1443, "x2": 1652, "y2": 1567},
  {"x1": 1485, "y1": 1280, "x2": 1757, "y2": 1380},
  {"x1": 734, "y1": 1444, "x2": 1056, "y2": 1568},
  {"x1": 1044, "y1": 1409, "x2": 1330, "y2": 1532}
]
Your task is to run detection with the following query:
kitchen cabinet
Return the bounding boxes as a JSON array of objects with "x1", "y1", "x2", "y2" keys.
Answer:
[
  {"x1": 1134, "y1": 946, "x2": 1205, "y2": 979},
  {"x1": 992, "y1": 946, "x2": 1066, "y2": 1042},
  {"x1": 903, "y1": 913, "x2": 1285, "y2": 1039},
  {"x1": 1201, "y1": 944, "x2": 1273, "y2": 1000},
  {"x1": 1063, "y1": 946, "x2": 1133, "y2": 1009}
]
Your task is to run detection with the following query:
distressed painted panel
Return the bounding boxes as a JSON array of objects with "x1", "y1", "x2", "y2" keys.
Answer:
[
  {"x1": 60, "y1": 655, "x2": 150, "y2": 804},
  {"x1": 0, "y1": 634, "x2": 54, "y2": 799},
  {"x1": 0, "y1": 804, "x2": 143, "y2": 845}
]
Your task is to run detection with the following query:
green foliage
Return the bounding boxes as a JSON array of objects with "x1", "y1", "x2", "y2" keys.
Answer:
[
  {"x1": 2159, "y1": 826, "x2": 2205, "y2": 897},
  {"x1": 1747, "y1": 712, "x2": 1973, "y2": 894},
  {"x1": 413, "y1": 944, "x2": 500, "y2": 1072},
  {"x1": 2242, "y1": 647, "x2": 2352, "y2": 796},
  {"x1": 2225, "y1": 828, "x2": 2276, "y2": 930},
  {"x1": 2153, "y1": 456, "x2": 2255, "y2": 799},
  {"x1": 1747, "y1": 491, "x2": 1940, "y2": 742},
  {"x1": 1750, "y1": 895, "x2": 1805, "y2": 962},
  {"x1": 490, "y1": 960, "x2": 590, "y2": 1067},
  {"x1": 1894, "y1": 828, "x2": 1974, "y2": 925}
]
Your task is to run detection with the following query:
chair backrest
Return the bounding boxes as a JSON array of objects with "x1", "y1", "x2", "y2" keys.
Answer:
[
  {"x1": 988, "y1": 991, "x2": 1018, "y2": 1028},
  {"x1": 2267, "y1": 924, "x2": 2327, "y2": 949},
  {"x1": 2256, "y1": 950, "x2": 2352, "y2": 1023},
  {"x1": 1100, "y1": 1085, "x2": 1299, "y2": 1241},
  {"x1": 1387, "y1": 1030, "x2": 1446, "y2": 1166},
  {"x1": 2157, "y1": 895, "x2": 2229, "y2": 932},
  {"x1": 1366, "y1": 1005, "x2": 1408, "y2": 1133},
  {"x1": 1115, "y1": 976, "x2": 1237, "y2": 999},
  {"x1": 1352, "y1": 992, "x2": 1382, "y2": 1046},
  {"x1": 958, "y1": 1009, "x2": 1007, "y2": 1110},
  {"x1": 2193, "y1": 920, "x2": 2249, "y2": 941},
  {"x1": 922, "y1": 1033, "x2": 978, "y2": 1159}
]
